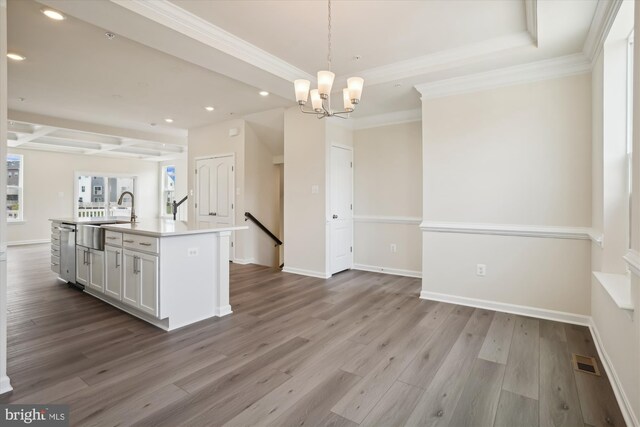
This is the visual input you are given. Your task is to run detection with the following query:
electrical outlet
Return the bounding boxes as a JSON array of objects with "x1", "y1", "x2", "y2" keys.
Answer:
[
  {"x1": 187, "y1": 248, "x2": 199, "y2": 257},
  {"x1": 390, "y1": 243, "x2": 397, "y2": 253},
  {"x1": 476, "y1": 264, "x2": 486, "y2": 277}
]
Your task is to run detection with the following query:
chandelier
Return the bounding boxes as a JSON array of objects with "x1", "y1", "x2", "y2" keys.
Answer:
[{"x1": 293, "y1": 0, "x2": 364, "y2": 119}]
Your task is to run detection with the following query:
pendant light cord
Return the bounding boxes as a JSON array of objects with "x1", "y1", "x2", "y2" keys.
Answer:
[{"x1": 327, "y1": 0, "x2": 332, "y2": 71}]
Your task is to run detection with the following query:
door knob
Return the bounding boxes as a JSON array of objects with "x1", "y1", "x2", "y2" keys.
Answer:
[{"x1": 332, "y1": 214, "x2": 338, "y2": 219}]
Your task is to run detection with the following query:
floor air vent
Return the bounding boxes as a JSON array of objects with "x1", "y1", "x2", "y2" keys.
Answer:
[{"x1": 572, "y1": 354, "x2": 601, "y2": 376}]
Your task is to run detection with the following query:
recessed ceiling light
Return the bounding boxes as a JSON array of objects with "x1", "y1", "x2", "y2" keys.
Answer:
[
  {"x1": 259, "y1": 91, "x2": 269, "y2": 97},
  {"x1": 41, "y1": 9, "x2": 65, "y2": 20},
  {"x1": 205, "y1": 106, "x2": 215, "y2": 112},
  {"x1": 150, "y1": 123, "x2": 157, "y2": 127},
  {"x1": 7, "y1": 53, "x2": 26, "y2": 61},
  {"x1": 165, "y1": 118, "x2": 174, "y2": 123},
  {"x1": 105, "y1": 32, "x2": 116, "y2": 40},
  {"x1": 18, "y1": 97, "x2": 25, "y2": 102}
]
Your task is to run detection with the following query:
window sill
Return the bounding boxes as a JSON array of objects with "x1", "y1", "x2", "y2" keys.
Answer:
[
  {"x1": 7, "y1": 220, "x2": 26, "y2": 225},
  {"x1": 593, "y1": 271, "x2": 634, "y2": 311}
]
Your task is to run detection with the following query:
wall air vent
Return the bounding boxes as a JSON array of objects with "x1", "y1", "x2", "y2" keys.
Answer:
[{"x1": 572, "y1": 354, "x2": 601, "y2": 376}]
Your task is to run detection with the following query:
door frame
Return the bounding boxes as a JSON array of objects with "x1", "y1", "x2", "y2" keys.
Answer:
[
  {"x1": 194, "y1": 153, "x2": 236, "y2": 261},
  {"x1": 328, "y1": 143, "x2": 354, "y2": 276}
]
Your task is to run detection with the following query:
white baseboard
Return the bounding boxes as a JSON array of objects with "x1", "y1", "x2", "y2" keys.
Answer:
[
  {"x1": 0, "y1": 375, "x2": 13, "y2": 395},
  {"x1": 215, "y1": 305, "x2": 233, "y2": 317},
  {"x1": 7, "y1": 239, "x2": 50, "y2": 246},
  {"x1": 232, "y1": 258, "x2": 255, "y2": 265},
  {"x1": 589, "y1": 321, "x2": 639, "y2": 427},
  {"x1": 282, "y1": 266, "x2": 331, "y2": 279},
  {"x1": 419, "y1": 290, "x2": 591, "y2": 326},
  {"x1": 353, "y1": 263, "x2": 422, "y2": 278}
]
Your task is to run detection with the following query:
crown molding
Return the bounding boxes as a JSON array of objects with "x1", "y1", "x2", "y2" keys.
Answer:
[
  {"x1": 582, "y1": 0, "x2": 623, "y2": 63},
  {"x1": 110, "y1": 0, "x2": 313, "y2": 83},
  {"x1": 415, "y1": 53, "x2": 591, "y2": 99},
  {"x1": 352, "y1": 109, "x2": 421, "y2": 130},
  {"x1": 346, "y1": 32, "x2": 534, "y2": 87},
  {"x1": 525, "y1": 0, "x2": 538, "y2": 47}
]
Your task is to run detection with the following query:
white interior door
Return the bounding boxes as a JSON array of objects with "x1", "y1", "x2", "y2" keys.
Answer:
[
  {"x1": 330, "y1": 146, "x2": 353, "y2": 275},
  {"x1": 195, "y1": 155, "x2": 235, "y2": 259}
]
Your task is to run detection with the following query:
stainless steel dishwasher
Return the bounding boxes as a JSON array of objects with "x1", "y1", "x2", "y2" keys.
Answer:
[{"x1": 59, "y1": 223, "x2": 77, "y2": 284}]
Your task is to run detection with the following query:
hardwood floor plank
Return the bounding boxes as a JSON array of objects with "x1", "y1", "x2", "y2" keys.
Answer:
[
  {"x1": 404, "y1": 324, "x2": 486, "y2": 426},
  {"x1": 502, "y1": 316, "x2": 540, "y2": 400},
  {"x1": 539, "y1": 336, "x2": 584, "y2": 427},
  {"x1": 448, "y1": 359, "x2": 506, "y2": 427},
  {"x1": 268, "y1": 370, "x2": 361, "y2": 427},
  {"x1": 564, "y1": 324, "x2": 626, "y2": 427},
  {"x1": 13, "y1": 376, "x2": 88, "y2": 404},
  {"x1": 360, "y1": 380, "x2": 424, "y2": 427},
  {"x1": 479, "y1": 311, "x2": 516, "y2": 364},
  {"x1": 398, "y1": 310, "x2": 472, "y2": 389},
  {"x1": 494, "y1": 390, "x2": 539, "y2": 427},
  {"x1": 540, "y1": 319, "x2": 567, "y2": 342}
]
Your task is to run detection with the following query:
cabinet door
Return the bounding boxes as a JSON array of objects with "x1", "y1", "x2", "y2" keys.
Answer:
[
  {"x1": 105, "y1": 246, "x2": 122, "y2": 300},
  {"x1": 76, "y1": 246, "x2": 89, "y2": 286},
  {"x1": 122, "y1": 250, "x2": 139, "y2": 308},
  {"x1": 88, "y1": 249, "x2": 105, "y2": 293},
  {"x1": 138, "y1": 253, "x2": 158, "y2": 316}
]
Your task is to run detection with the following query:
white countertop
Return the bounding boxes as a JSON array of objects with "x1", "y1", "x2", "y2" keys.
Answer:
[
  {"x1": 100, "y1": 219, "x2": 247, "y2": 237},
  {"x1": 50, "y1": 217, "x2": 131, "y2": 225}
]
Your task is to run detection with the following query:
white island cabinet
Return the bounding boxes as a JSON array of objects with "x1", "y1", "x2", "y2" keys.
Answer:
[{"x1": 94, "y1": 220, "x2": 246, "y2": 331}]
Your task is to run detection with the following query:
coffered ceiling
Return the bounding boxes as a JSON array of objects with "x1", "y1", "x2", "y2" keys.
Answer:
[{"x1": 6, "y1": 0, "x2": 609, "y2": 148}]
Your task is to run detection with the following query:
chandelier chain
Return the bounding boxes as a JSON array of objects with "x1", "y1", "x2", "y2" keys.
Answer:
[{"x1": 327, "y1": 0, "x2": 332, "y2": 70}]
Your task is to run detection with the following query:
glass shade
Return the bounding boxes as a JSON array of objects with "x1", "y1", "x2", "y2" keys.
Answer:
[
  {"x1": 310, "y1": 89, "x2": 323, "y2": 111},
  {"x1": 347, "y1": 77, "x2": 364, "y2": 102},
  {"x1": 317, "y1": 70, "x2": 335, "y2": 97},
  {"x1": 294, "y1": 79, "x2": 311, "y2": 104},
  {"x1": 343, "y1": 88, "x2": 354, "y2": 112}
]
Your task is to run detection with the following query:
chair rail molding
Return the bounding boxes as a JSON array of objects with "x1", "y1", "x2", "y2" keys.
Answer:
[
  {"x1": 354, "y1": 215, "x2": 422, "y2": 225},
  {"x1": 420, "y1": 221, "x2": 598, "y2": 242}
]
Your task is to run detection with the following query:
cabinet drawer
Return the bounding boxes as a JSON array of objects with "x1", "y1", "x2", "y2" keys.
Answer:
[
  {"x1": 51, "y1": 247, "x2": 60, "y2": 257},
  {"x1": 51, "y1": 255, "x2": 60, "y2": 266},
  {"x1": 51, "y1": 234, "x2": 60, "y2": 244},
  {"x1": 105, "y1": 231, "x2": 123, "y2": 247},
  {"x1": 123, "y1": 234, "x2": 159, "y2": 254},
  {"x1": 51, "y1": 262, "x2": 60, "y2": 274}
]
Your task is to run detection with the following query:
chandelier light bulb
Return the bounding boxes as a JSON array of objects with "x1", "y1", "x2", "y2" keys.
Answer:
[
  {"x1": 343, "y1": 88, "x2": 354, "y2": 112},
  {"x1": 347, "y1": 77, "x2": 364, "y2": 104},
  {"x1": 317, "y1": 71, "x2": 335, "y2": 98},
  {"x1": 294, "y1": 79, "x2": 311, "y2": 104},
  {"x1": 310, "y1": 89, "x2": 323, "y2": 112}
]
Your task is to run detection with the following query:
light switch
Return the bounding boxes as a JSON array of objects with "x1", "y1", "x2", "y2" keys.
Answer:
[
  {"x1": 188, "y1": 248, "x2": 199, "y2": 257},
  {"x1": 311, "y1": 185, "x2": 319, "y2": 194}
]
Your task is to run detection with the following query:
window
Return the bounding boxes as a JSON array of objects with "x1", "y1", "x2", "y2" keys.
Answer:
[
  {"x1": 6, "y1": 154, "x2": 23, "y2": 222},
  {"x1": 161, "y1": 165, "x2": 176, "y2": 217},
  {"x1": 75, "y1": 174, "x2": 136, "y2": 218}
]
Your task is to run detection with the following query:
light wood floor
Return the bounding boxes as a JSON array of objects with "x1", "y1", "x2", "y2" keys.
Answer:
[{"x1": 0, "y1": 244, "x2": 625, "y2": 427}]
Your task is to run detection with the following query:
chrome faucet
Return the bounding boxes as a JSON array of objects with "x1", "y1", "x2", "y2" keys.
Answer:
[{"x1": 117, "y1": 191, "x2": 137, "y2": 223}]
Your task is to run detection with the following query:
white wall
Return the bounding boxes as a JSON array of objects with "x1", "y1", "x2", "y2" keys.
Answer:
[
  {"x1": 421, "y1": 74, "x2": 593, "y2": 315},
  {"x1": 283, "y1": 107, "x2": 328, "y2": 277},
  {"x1": 245, "y1": 123, "x2": 279, "y2": 267},
  {"x1": 353, "y1": 121, "x2": 422, "y2": 275},
  {"x1": 6, "y1": 148, "x2": 160, "y2": 244},
  {"x1": 589, "y1": 3, "x2": 640, "y2": 421}
]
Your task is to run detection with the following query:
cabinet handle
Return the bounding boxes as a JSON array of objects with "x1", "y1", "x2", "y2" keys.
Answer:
[
  {"x1": 123, "y1": 239, "x2": 135, "y2": 243},
  {"x1": 107, "y1": 236, "x2": 118, "y2": 240},
  {"x1": 139, "y1": 242, "x2": 152, "y2": 247},
  {"x1": 115, "y1": 251, "x2": 120, "y2": 268},
  {"x1": 134, "y1": 256, "x2": 139, "y2": 274}
]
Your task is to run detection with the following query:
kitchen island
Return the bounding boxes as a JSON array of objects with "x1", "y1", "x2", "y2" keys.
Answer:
[{"x1": 51, "y1": 218, "x2": 246, "y2": 331}]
